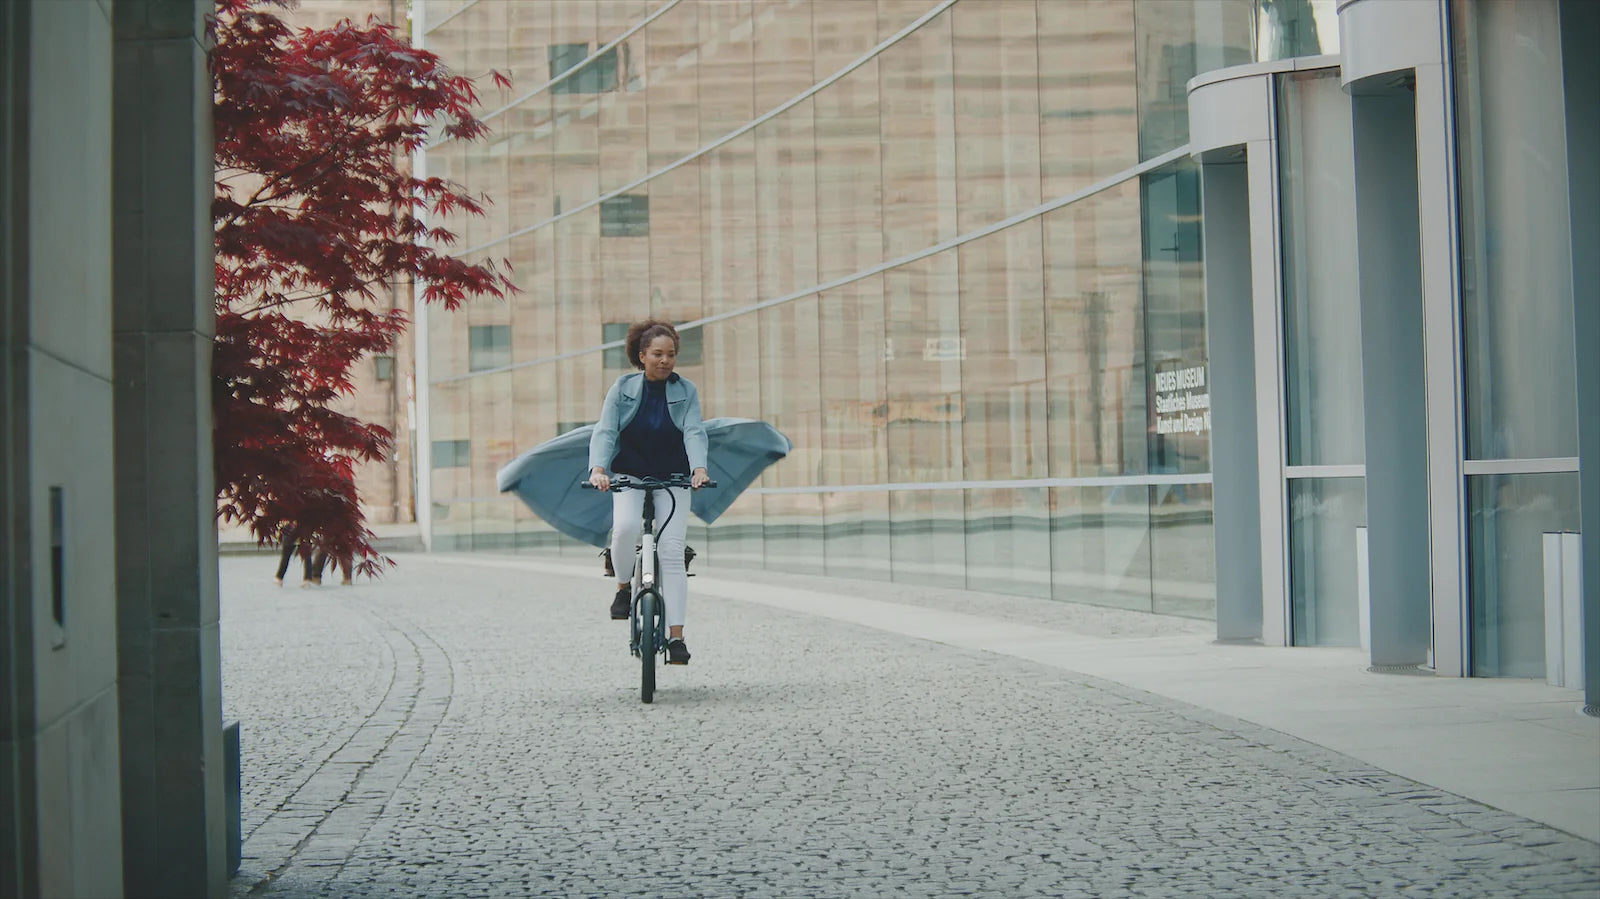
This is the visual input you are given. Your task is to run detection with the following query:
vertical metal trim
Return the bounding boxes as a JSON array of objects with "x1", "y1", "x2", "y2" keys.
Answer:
[
  {"x1": 1417, "y1": 1, "x2": 1469, "y2": 676},
  {"x1": 0, "y1": 0, "x2": 40, "y2": 892},
  {"x1": 1249, "y1": 115, "x2": 1290, "y2": 645},
  {"x1": 411, "y1": 0, "x2": 433, "y2": 551}
]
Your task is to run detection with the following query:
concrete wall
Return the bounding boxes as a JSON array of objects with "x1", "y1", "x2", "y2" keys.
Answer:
[
  {"x1": 2, "y1": 0, "x2": 128, "y2": 895},
  {"x1": 112, "y1": 0, "x2": 227, "y2": 894},
  {"x1": 4, "y1": 0, "x2": 223, "y2": 895}
]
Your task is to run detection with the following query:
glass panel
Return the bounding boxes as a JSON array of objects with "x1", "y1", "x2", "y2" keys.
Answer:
[
  {"x1": 506, "y1": 1, "x2": 550, "y2": 98},
  {"x1": 1151, "y1": 483, "x2": 1214, "y2": 618},
  {"x1": 511, "y1": 358, "x2": 560, "y2": 551},
  {"x1": 764, "y1": 494, "x2": 824, "y2": 574},
  {"x1": 697, "y1": 0, "x2": 754, "y2": 143},
  {"x1": 1142, "y1": 159, "x2": 1209, "y2": 475},
  {"x1": 819, "y1": 279, "x2": 888, "y2": 488},
  {"x1": 708, "y1": 489, "x2": 764, "y2": 571},
  {"x1": 700, "y1": 313, "x2": 761, "y2": 565},
  {"x1": 548, "y1": 1, "x2": 599, "y2": 213},
  {"x1": 1050, "y1": 486, "x2": 1151, "y2": 611},
  {"x1": 890, "y1": 489, "x2": 966, "y2": 587},
  {"x1": 644, "y1": 0, "x2": 701, "y2": 168},
  {"x1": 965, "y1": 488, "x2": 1051, "y2": 598},
  {"x1": 1468, "y1": 472, "x2": 1580, "y2": 677},
  {"x1": 1288, "y1": 478, "x2": 1366, "y2": 646},
  {"x1": 506, "y1": 86, "x2": 553, "y2": 235},
  {"x1": 812, "y1": 7, "x2": 883, "y2": 284},
  {"x1": 878, "y1": 5, "x2": 958, "y2": 257},
  {"x1": 951, "y1": 0, "x2": 1041, "y2": 230},
  {"x1": 1043, "y1": 180, "x2": 1146, "y2": 478},
  {"x1": 468, "y1": 325, "x2": 511, "y2": 372},
  {"x1": 877, "y1": 0, "x2": 940, "y2": 39},
  {"x1": 1454, "y1": 0, "x2": 1577, "y2": 460},
  {"x1": 886, "y1": 253, "x2": 963, "y2": 483},
  {"x1": 824, "y1": 491, "x2": 892, "y2": 581},
  {"x1": 1255, "y1": 0, "x2": 1339, "y2": 62},
  {"x1": 472, "y1": 498, "x2": 518, "y2": 551},
  {"x1": 959, "y1": 223, "x2": 1047, "y2": 482},
  {"x1": 1133, "y1": 0, "x2": 1253, "y2": 160},
  {"x1": 1038, "y1": 0, "x2": 1139, "y2": 199},
  {"x1": 429, "y1": 378, "x2": 470, "y2": 550},
  {"x1": 1278, "y1": 69, "x2": 1363, "y2": 466},
  {"x1": 554, "y1": 213, "x2": 603, "y2": 434},
  {"x1": 597, "y1": 4, "x2": 650, "y2": 193}
]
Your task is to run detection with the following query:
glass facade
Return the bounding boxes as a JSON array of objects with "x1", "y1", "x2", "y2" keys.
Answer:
[
  {"x1": 1454, "y1": 0, "x2": 1577, "y2": 462},
  {"x1": 1452, "y1": 0, "x2": 1581, "y2": 676},
  {"x1": 418, "y1": 0, "x2": 1587, "y2": 662},
  {"x1": 1277, "y1": 67, "x2": 1365, "y2": 646},
  {"x1": 420, "y1": 0, "x2": 1258, "y2": 619}
]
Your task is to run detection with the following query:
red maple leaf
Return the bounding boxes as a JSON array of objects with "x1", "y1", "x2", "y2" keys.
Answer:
[{"x1": 210, "y1": 0, "x2": 516, "y2": 577}]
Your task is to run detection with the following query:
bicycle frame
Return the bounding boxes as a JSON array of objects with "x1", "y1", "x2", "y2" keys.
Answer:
[
  {"x1": 584, "y1": 472, "x2": 714, "y2": 703},
  {"x1": 630, "y1": 484, "x2": 665, "y2": 664}
]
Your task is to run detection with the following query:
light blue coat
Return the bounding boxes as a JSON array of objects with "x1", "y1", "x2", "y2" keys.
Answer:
[{"x1": 587, "y1": 372, "x2": 709, "y2": 474}]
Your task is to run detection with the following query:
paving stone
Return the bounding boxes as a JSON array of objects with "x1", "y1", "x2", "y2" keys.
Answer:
[{"x1": 222, "y1": 556, "x2": 1600, "y2": 898}]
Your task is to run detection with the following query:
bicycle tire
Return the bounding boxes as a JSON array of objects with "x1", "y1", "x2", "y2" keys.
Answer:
[{"x1": 638, "y1": 589, "x2": 658, "y2": 703}]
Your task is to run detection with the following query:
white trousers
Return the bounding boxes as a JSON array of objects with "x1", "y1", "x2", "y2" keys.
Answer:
[{"x1": 610, "y1": 486, "x2": 691, "y2": 629}]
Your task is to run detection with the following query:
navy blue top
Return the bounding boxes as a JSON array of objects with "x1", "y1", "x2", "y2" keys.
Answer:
[{"x1": 610, "y1": 375, "x2": 691, "y2": 478}]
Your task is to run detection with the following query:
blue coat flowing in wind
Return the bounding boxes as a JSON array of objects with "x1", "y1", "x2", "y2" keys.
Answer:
[{"x1": 497, "y1": 388, "x2": 792, "y2": 548}]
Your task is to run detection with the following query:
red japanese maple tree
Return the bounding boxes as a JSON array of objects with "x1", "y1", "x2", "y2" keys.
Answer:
[{"x1": 210, "y1": 0, "x2": 514, "y2": 575}]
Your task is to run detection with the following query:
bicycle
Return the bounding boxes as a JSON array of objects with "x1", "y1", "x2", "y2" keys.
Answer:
[{"x1": 582, "y1": 472, "x2": 715, "y2": 703}]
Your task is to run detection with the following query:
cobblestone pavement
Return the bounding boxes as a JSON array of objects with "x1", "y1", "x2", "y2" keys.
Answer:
[{"x1": 222, "y1": 555, "x2": 1600, "y2": 898}]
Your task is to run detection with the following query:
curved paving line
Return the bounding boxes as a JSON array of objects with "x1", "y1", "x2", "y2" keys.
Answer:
[{"x1": 241, "y1": 603, "x2": 456, "y2": 894}]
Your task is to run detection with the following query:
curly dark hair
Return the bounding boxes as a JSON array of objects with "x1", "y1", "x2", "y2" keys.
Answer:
[{"x1": 625, "y1": 319, "x2": 680, "y2": 370}]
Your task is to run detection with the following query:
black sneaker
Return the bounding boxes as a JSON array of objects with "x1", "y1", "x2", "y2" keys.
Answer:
[
  {"x1": 666, "y1": 638, "x2": 691, "y2": 665},
  {"x1": 610, "y1": 586, "x2": 630, "y2": 620}
]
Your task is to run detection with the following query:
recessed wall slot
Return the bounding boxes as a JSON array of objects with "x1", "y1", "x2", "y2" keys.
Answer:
[{"x1": 50, "y1": 486, "x2": 65, "y2": 639}]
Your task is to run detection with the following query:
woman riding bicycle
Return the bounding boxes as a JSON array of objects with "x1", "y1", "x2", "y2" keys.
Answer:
[{"x1": 587, "y1": 320, "x2": 710, "y2": 665}]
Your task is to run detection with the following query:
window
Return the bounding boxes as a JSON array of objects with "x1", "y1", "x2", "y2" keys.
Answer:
[
  {"x1": 600, "y1": 195, "x2": 649, "y2": 237},
  {"x1": 432, "y1": 439, "x2": 470, "y2": 468},
  {"x1": 603, "y1": 320, "x2": 703, "y2": 370},
  {"x1": 468, "y1": 325, "x2": 511, "y2": 372},
  {"x1": 374, "y1": 355, "x2": 395, "y2": 381},
  {"x1": 549, "y1": 43, "x2": 617, "y2": 94},
  {"x1": 602, "y1": 322, "x2": 631, "y2": 370}
]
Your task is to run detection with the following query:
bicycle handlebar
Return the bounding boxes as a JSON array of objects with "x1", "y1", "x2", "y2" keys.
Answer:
[{"x1": 580, "y1": 474, "x2": 717, "y2": 490}]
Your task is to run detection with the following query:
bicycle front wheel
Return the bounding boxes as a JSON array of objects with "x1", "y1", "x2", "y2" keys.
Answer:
[{"x1": 638, "y1": 589, "x2": 658, "y2": 703}]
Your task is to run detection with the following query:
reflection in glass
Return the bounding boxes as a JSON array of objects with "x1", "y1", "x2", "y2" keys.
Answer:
[
  {"x1": 819, "y1": 280, "x2": 887, "y2": 488},
  {"x1": 1288, "y1": 478, "x2": 1366, "y2": 646},
  {"x1": 1141, "y1": 160, "x2": 1209, "y2": 475},
  {"x1": 1254, "y1": 0, "x2": 1338, "y2": 62},
  {"x1": 764, "y1": 494, "x2": 824, "y2": 575},
  {"x1": 1050, "y1": 486, "x2": 1151, "y2": 612},
  {"x1": 952, "y1": 0, "x2": 1042, "y2": 230},
  {"x1": 879, "y1": 5, "x2": 957, "y2": 256},
  {"x1": 959, "y1": 224, "x2": 1047, "y2": 482},
  {"x1": 886, "y1": 254, "x2": 963, "y2": 484},
  {"x1": 1151, "y1": 483, "x2": 1215, "y2": 618},
  {"x1": 1133, "y1": 0, "x2": 1252, "y2": 160},
  {"x1": 1454, "y1": 0, "x2": 1576, "y2": 461},
  {"x1": 1038, "y1": 0, "x2": 1138, "y2": 198},
  {"x1": 708, "y1": 489, "x2": 764, "y2": 572},
  {"x1": 1043, "y1": 181, "x2": 1146, "y2": 478},
  {"x1": 417, "y1": 0, "x2": 1231, "y2": 620},
  {"x1": 965, "y1": 488, "x2": 1051, "y2": 598},
  {"x1": 824, "y1": 491, "x2": 891, "y2": 581},
  {"x1": 1278, "y1": 69, "x2": 1362, "y2": 466},
  {"x1": 1468, "y1": 473, "x2": 1580, "y2": 677},
  {"x1": 891, "y1": 489, "x2": 966, "y2": 588}
]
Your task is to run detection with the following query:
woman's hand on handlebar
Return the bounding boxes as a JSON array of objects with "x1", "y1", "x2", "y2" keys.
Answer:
[
  {"x1": 691, "y1": 467, "x2": 711, "y2": 489},
  {"x1": 589, "y1": 467, "x2": 611, "y2": 492}
]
